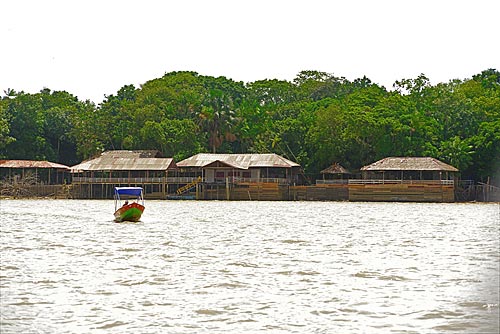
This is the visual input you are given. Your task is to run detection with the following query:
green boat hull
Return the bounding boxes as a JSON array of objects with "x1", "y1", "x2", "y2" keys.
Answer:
[{"x1": 114, "y1": 203, "x2": 145, "y2": 222}]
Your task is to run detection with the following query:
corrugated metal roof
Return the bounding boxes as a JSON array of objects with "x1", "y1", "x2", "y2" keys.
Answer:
[
  {"x1": 176, "y1": 153, "x2": 300, "y2": 169},
  {"x1": 70, "y1": 154, "x2": 176, "y2": 172},
  {"x1": 361, "y1": 157, "x2": 459, "y2": 172},
  {"x1": 0, "y1": 160, "x2": 70, "y2": 170},
  {"x1": 99, "y1": 150, "x2": 162, "y2": 158}
]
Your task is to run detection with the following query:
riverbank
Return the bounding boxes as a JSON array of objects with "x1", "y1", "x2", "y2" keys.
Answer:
[{"x1": 1, "y1": 182, "x2": 498, "y2": 202}]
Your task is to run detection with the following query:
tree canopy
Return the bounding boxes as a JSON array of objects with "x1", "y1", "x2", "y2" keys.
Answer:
[{"x1": 1, "y1": 69, "x2": 499, "y2": 183}]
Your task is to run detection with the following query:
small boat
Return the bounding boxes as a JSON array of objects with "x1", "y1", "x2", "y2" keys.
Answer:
[{"x1": 114, "y1": 187, "x2": 145, "y2": 222}]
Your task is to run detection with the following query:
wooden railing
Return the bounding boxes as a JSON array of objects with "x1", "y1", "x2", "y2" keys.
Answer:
[
  {"x1": 316, "y1": 180, "x2": 349, "y2": 185},
  {"x1": 71, "y1": 176, "x2": 292, "y2": 185},
  {"x1": 72, "y1": 177, "x2": 166, "y2": 184},
  {"x1": 176, "y1": 177, "x2": 202, "y2": 195},
  {"x1": 347, "y1": 179, "x2": 454, "y2": 185},
  {"x1": 166, "y1": 177, "x2": 201, "y2": 183},
  {"x1": 228, "y1": 177, "x2": 290, "y2": 184}
]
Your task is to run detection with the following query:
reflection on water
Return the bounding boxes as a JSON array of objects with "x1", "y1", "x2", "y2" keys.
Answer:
[{"x1": 0, "y1": 200, "x2": 499, "y2": 333}]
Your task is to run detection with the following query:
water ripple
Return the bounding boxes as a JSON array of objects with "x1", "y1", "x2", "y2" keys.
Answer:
[{"x1": 1, "y1": 200, "x2": 498, "y2": 333}]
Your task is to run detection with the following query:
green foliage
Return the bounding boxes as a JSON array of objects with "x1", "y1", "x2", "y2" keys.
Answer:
[
  {"x1": 470, "y1": 119, "x2": 500, "y2": 181},
  {"x1": 2, "y1": 69, "x2": 499, "y2": 183},
  {"x1": 140, "y1": 119, "x2": 203, "y2": 161},
  {"x1": 439, "y1": 136, "x2": 475, "y2": 172},
  {"x1": 0, "y1": 98, "x2": 15, "y2": 155}
]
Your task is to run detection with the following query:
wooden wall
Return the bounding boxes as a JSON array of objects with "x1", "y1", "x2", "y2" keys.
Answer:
[
  {"x1": 58, "y1": 181, "x2": 457, "y2": 203},
  {"x1": 348, "y1": 183, "x2": 455, "y2": 202},
  {"x1": 200, "y1": 182, "x2": 454, "y2": 202},
  {"x1": 290, "y1": 184, "x2": 349, "y2": 201},
  {"x1": 201, "y1": 182, "x2": 288, "y2": 201}
]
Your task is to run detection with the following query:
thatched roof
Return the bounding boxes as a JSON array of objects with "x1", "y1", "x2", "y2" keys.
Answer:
[
  {"x1": 70, "y1": 150, "x2": 176, "y2": 172},
  {"x1": 0, "y1": 160, "x2": 70, "y2": 170},
  {"x1": 361, "y1": 157, "x2": 459, "y2": 172},
  {"x1": 177, "y1": 153, "x2": 300, "y2": 169},
  {"x1": 320, "y1": 163, "x2": 350, "y2": 174}
]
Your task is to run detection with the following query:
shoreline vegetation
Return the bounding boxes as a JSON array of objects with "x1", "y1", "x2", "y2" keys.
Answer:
[
  {"x1": 0, "y1": 170, "x2": 72, "y2": 199},
  {"x1": 1, "y1": 69, "x2": 499, "y2": 185}
]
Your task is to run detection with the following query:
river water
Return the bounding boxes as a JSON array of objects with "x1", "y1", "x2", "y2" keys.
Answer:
[{"x1": 0, "y1": 200, "x2": 498, "y2": 334}]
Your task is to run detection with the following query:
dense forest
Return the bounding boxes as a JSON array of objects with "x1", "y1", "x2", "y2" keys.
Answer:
[{"x1": 1, "y1": 69, "x2": 499, "y2": 183}]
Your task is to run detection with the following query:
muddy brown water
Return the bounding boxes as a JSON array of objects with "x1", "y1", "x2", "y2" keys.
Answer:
[{"x1": 1, "y1": 200, "x2": 498, "y2": 333}]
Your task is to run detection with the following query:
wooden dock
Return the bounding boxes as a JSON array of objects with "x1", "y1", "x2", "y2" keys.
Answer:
[
  {"x1": 201, "y1": 182, "x2": 288, "y2": 201},
  {"x1": 152, "y1": 180, "x2": 456, "y2": 202},
  {"x1": 348, "y1": 181, "x2": 455, "y2": 202},
  {"x1": 44, "y1": 178, "x2": 461, "y2": 203},
  {"x1": 290, "y1": 184, "x2": 349, "y2": 201}
]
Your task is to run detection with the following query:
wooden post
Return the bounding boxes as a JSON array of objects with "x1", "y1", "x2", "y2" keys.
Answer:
[
  {"x1": 88, "y1": 171, "x2": 92, "y2": 199},
  {"x1": 486, "y1": 177, "x2": 491, "y2": 202},
  {"x1": 441, "y1": 178, "x2": 444, "y2": 202},
  {"x1": 163, "y1": 171, "x2": 166, "y2": 199}
]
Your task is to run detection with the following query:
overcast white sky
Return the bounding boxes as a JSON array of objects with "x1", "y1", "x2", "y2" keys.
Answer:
[{"x1": 2, "y1": 0, "x2": 499, "y2": 103}]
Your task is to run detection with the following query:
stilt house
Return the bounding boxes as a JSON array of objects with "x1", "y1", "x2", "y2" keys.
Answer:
[
  {"x1": 0, "y1": 160, "x2": 70, "y2": 184},
  {"x1": 176, "y1": 153, "x2": 302, "y2": 185},
  {"x1": 70, "y1": 150, "x2": 177, "y2": 199},
  {"x1": 349, "y1": 157, "x2": 459, "y2": 202},
  {"x1": 318, "y1": 162, "x2": 351, "y2": 184},
  {"x1": 360, "y1": 157, "x2": 458, "y2": 181}
]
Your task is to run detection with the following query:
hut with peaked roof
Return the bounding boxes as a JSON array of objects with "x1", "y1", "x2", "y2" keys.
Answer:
[
  {"x1": 318, "y1": 162, "x2": 350, "y2": 183},
  {"x1": 349, "y1": 157, "x2": 459, "y2": 202},
  {"x1": 0, "y1": 159, "x2": 71, "y2": 198},
  {"x1": 176, "y1": 153, "x2": 302, "y2": 184},
  {"x1": 290, "y1": 162, "x2": 351, "y2": 201},
  {"x1": 360, "y1": 157, "x2": 458, "y2": 181},
  {"x1": 70, "y1": 150, "x2": 177, "y2": 199},
  {"x1": 0, "y1": 159, "x2": 70, "y2": 184},
  {"x1": 176, "y1": 153, "x2": 303, "y2": 200}
]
